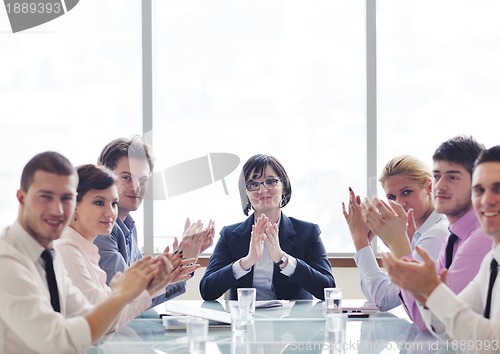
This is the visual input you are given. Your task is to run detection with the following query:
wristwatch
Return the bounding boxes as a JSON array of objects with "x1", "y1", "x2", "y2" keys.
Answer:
[{"x1": 276, "y1": 254, "x2": 288, "y2": 267}]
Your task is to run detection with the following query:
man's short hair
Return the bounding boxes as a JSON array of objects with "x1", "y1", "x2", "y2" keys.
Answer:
[
  {"x1": 432, "y1": 135, "x2": 485, "y2": 176},
  {"x1": 97, "y1": 135, "x2": 154, "y2": 173},
  {"x1": 474, "y1": 145, "x2": 500, "y2": 170},
  {"x1": 20, "y1": 151, "x2": 77, "y2": 192}
]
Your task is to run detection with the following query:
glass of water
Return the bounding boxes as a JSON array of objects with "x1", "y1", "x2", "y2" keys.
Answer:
[{"x1": 324, "y1": 288, "x2": 343, "y2": 314}]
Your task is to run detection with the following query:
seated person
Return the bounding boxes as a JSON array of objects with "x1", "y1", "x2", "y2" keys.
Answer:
[
  {"x1": 0, "y1": 151, "x2": 157, "y2": 353},
  {"x1": 384, "y1": 145, "x2": 500, "y2": 345},
  {"x1": 372, "y1": 136, "x2": 492, "y2": 329},
  {"x1": 343, "y1": 155, "x2": 448, "y2": 311},
  {"x1": 200, "y1": 154, "x2": 335, "y2": 300},
  {"x1": 93, "y1": 136, "x2": 214, "y2": 306},
  {"x1": 55, "y1": 164, "x2": 197, "y2": 329}
]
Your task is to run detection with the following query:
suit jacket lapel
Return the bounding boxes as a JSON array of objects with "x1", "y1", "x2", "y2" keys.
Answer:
[
  {"x1": 229, "y1": 214, "x2": 255, "y2": 261},
  {"x1": 279, "y1": 214, "x2": 296, "y2": 254},
  {"x1": 227, "y1": 215, "x2": 255, "y2": 288}
]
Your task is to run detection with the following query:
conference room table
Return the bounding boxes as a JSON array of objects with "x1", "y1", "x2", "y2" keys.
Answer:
[{"x1": 85, "y1": 299, "x2": 463, "y2": 354}]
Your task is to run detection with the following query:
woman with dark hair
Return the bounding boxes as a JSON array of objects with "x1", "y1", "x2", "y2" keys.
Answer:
[
  {"x1": 55, "y1": 164, "x2": 195, "y2": 330},
  {"x1": 200, "y1": 154, "x2": 335, "y2": 300}
]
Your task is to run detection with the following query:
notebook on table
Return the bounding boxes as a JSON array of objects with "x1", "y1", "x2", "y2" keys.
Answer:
[
  {"x1": 160, "y1": 301, "x2": 231, "y2": 329},
  {"x1": 255, "y1": 300, "x2": 291, "y2": 309}
]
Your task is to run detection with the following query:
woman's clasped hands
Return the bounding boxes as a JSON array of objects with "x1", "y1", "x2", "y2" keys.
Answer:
[{"x1": 239, "y1": 214, "x2": 285, "y2": 270}]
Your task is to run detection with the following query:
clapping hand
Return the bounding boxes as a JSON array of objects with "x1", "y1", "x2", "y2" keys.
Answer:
[
  {"x1": 239, "y1": 214, "x2": 266, "y2": 270},
  {"x1": 264, "y1": 220, "x2": 284, "y2": 263},
  {"x1": 342, "y1": 187, "x2": 374, "y2": 251},
  {"x1": 175, "y1": 218, "x2": 215, "y2": 261},
  {"x1": 109, "y1": 256, "x2": 157, "y2": 302},
  {"x1": 147, "y1": 247, "x2": 200, "y2": 296},
  {"x1": 382, "y1": 246, "x2": 441, "y2": 304},
  {"x1": 163, "y1": 252, "x2": 199, "y2": 285},
  {"x1": 360, "y1": 197, "x2": 411, "y2": 258}
]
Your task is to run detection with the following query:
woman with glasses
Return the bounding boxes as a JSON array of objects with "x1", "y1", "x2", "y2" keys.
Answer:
[
  {"x1": 342, "y1": 155, "x2": 448, "y2": 311},
  {"x1": 200, "y1": 154, "x2": 335, "y2": 300}
]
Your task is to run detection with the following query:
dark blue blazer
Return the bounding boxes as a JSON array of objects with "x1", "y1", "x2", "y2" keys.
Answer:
[{"x1": 200, "y1": 213, "x2": 335, "y2": 300}]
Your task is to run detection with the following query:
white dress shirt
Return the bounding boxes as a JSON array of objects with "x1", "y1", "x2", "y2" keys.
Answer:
[
  {"x1": 0, "y1": 221, "x2": 92, "y2": 354},
  {"x1": 232, "y1": 245, "x2": 297, "y2": 300},
  {"x1": 55, "y1": 227, "x2": 152, "y2": 329},
  {"x1": 423, "y1": 244, "x2": 500, "y2": 353},
  {"x1": 354, "y1": 210, "x2": 448, "y2": 311}
]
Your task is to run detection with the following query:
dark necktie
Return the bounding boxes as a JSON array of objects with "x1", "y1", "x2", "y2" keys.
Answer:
[
  {"x1": 41, "y1": 249, "x2": 61, "y2": 312},
  {"x1": 484, "y1": 258, "x2": 498, "y2": 319},
  {"x1": 445, "y1": 233, "x2": 459, "y2": 269}
]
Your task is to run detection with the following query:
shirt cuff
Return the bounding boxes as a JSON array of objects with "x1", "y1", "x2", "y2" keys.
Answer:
[
  {"x1": 353, "y1": 246, "x2": 378, "y2": 276},
  {"x1": 138, "y1": 289, "x2": 153, "y2": 308},
  {"x1": 425, "y1": 283, "x2": 459, "y2": 337},
  {"x1": 232, "y1": 258, "x2": 251, "y2": 280},
  {"x1": 419, "y1": 301, "x2": 447, "y2": 338},
  {"x1": 280, "y1": 255, "x2": 297, "y2": 276},
  {"x1": 426, "y1": 283, "x2": 457, "y2": 320},
  {"x1": 418, "y1": 302, "x2": 433, "y2": 331}
]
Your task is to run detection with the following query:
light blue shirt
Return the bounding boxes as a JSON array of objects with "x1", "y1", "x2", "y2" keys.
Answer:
[{"x1": 354, "y1": 210, "x2": 448, "y2": 311}]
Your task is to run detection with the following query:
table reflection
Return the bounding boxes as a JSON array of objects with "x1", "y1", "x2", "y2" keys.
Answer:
[{"x1": 85, "y1": 300, "x2": 462, "y2": 354}]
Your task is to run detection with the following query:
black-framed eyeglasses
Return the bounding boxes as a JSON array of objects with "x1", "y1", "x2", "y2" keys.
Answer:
[{"x1": 246, "y1": 178, "x2": 281, "y2": 191}]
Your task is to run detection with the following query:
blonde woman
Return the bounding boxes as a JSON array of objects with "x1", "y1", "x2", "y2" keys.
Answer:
[{"x1": 343, "y1": 155, "x2": 448, "y2": 311}]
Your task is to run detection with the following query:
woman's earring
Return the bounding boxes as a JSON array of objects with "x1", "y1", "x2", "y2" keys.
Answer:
[{"x1": 74, "y1": 210, "x2": 77, "y2": 221}]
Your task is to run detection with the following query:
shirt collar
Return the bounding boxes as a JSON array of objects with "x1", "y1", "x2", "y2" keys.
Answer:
[
  {"x1": 415, "y1": 210, "x2": 447, "y2": 236},
  {"x1": 117, "y1": 214, "x2": 135, "y2": 235},
  {"x1": 449, "y1": 208, "x2": 480, "y2": 240},
  {"x1": 61, "y1": 226, "x2": 100, "y2": 261},
  {"x1": 10, "y1": 220, "x2": 47, "y2": 262},
  {"x1": 493, "y1": 243, "x2": 500, "y2": 263}
]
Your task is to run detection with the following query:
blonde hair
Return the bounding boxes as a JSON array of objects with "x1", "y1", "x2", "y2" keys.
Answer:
[{"x1": 379, "y1": 155, "x2": 431, "y2": 189}]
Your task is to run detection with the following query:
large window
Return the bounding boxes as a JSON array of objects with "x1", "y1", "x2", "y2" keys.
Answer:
[
  {"x1": 2, "y1": 1, "x2": 499, "y2": 256},
  {"x1": 377, "y1": 0, "x2": 500, "y2": 162},
  {"x1": 376, "y1": 0, "x2": 500, "y2": 252},
  {"x1": 0, "y1": 0, "x2": 142, "y2": 226},
  {"x1": 150, "y1": 0, "x2": 365, "y2": 254}
]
